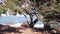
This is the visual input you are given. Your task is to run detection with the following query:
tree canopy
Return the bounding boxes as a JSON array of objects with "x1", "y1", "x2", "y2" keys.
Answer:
[{"x1": 0, "y1": 0, "x2": 60, "y2": 23}]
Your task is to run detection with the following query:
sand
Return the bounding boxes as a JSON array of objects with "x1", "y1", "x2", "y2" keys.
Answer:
[
  {"x1": 0, "y1": 27, "x2": 43, "y2": 34},
  {"x1": 0, "y1": 24, "x2": 44, "y2": 34},
  {"x1": 0, "y1": 23, "x2": 59, "y2": 34}
]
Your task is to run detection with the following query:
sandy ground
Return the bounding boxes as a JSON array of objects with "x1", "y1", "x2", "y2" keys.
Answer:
[
  {"x1": 0, "y1": 23, "x2": 60, "y2": 34},
  {"x1": 20, "y1": 28, "x2": 43, "y2": 34},
  {"x1": 0, "y1": 27, "x2": 44, "y2": 34},
  {"x1": 0, "y1": 24, "x2": 45, "y2": 34}
]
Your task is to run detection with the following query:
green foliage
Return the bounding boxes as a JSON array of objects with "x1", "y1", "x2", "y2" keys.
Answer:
[
  {"x1": 4, "y1": 0, "x2": 32, "y2": 15},
  {"x1": 38, "y1": 0, "x2": 60, "y2": 16},
  {"x1": 0, "y1": 4, "x2": 7, "y2": 14},
  {"x1": 4, "y1": 0, "x2": 24, "y2": 15}
]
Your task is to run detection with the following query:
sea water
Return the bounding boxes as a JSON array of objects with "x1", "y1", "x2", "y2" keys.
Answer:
[
  {"x1": 0, "y1": 16, "x2": 30, "y2": 25},
  {"x1": 0, "y1": 16, "x2": 44, "y2": 28}
]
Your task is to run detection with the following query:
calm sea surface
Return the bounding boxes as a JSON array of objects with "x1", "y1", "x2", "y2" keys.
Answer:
[
  {"x1": 0, "y1": 16, "x2": 44, "y2": 26},
  {"x1": 0, "y1": 16, "x2": 44, "y2": 28},
  {"x1": 0, "y1": 16, "x2": 30, "y2": 24}
]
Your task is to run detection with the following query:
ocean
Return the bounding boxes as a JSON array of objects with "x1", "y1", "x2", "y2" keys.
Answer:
[
  {"x1": 0, "y1": 16, "x2": 30, "y2": 24},
  {"x1": 0, "y1": 16, "x2": 44, "y2": 28}
]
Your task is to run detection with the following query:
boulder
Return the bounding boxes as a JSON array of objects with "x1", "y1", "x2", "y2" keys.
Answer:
[
  {"x1": 21, "y1": 22, "x2": 29, "y2": 28},
  {"x1": 0, "y1": 24, "x2": 9, "y2": 30}
]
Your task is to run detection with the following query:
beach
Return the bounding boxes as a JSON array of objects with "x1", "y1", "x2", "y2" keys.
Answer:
[
  {"x1": 0, "y1": 24, "x2": 44, "y2": 34},
  {"x1": 0, "y1": 22, "x2": 60, "y2": 34}
]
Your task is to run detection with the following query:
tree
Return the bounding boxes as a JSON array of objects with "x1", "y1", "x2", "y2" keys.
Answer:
[
  {"x1": 0, "y1": 3, "x2": 7, "y2": 15},
  {"x1": 1, "y1": 0, "x2": 60, "y2": 29},
  {"x1": 1, "y1": 0, "x2": 39, "y2": 28}
]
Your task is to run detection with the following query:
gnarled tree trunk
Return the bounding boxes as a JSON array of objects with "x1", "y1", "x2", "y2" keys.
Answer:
[
  {"x1": 29, "y1": 14, "x2": 33, "y2": 28},
  {"x1": 29, "y1": 14, "x2": 38, "y2": 28}
]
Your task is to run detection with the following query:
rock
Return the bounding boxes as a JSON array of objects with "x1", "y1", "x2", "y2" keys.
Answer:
[
  {"x1": 0, "y1": 24, "x2": 9, "y2": 30},
  {"x1": 21, "y1": 22, "x2": 29, "y2": 28}
]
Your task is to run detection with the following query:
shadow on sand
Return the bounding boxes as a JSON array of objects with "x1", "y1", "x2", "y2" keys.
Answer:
[{"x1": 0, "y1": 24, "x2": 22, "y2": 34}]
